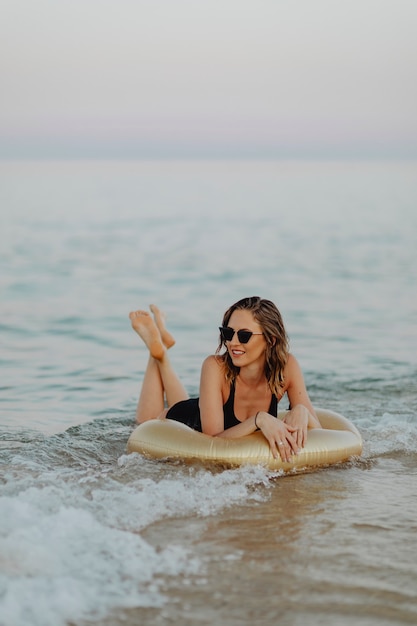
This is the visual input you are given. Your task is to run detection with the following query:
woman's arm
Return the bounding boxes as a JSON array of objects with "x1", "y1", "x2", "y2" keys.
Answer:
[
  {"x1": 198, "y1": 355, "x2": 229, "y2": 436},
  {"x1": 284, "y1": 354, "x2": 317, "y2": 417},
  {"x1": 281, "y1": 354, "x2": 322, "y2": 448}
]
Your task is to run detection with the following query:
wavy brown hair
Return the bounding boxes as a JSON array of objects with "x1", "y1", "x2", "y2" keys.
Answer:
[{"x1": 216, "y1": 296, "x2": 289, "y2": 397}]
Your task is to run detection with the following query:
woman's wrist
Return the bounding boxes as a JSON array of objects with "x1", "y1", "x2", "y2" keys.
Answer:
[{"x1": 254, "y1": 411, "x2": 263, "y2": 431}]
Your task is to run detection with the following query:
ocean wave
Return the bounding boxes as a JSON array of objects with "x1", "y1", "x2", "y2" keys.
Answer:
[
  {"x1": 0, "y1": 424, "x2": 278, "y2": 626},
  {"x1": 360, "y1": 411, "x2": 417, "y2": 458}
]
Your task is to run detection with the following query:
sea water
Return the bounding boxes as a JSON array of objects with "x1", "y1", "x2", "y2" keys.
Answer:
[{"x1": 0, "y1": 159, "x2": 416, "y2": 626}]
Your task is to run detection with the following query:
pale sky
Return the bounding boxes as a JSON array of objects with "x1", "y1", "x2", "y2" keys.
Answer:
[{"x1": 1, "y1": 0, "x2": 416, "y2": 158}]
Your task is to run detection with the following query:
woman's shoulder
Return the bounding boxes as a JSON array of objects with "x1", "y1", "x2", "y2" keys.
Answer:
[
  {"x1": 202, "y1": 354, "x2": 225, "y2": 374},
  {"x1": 285, "y1": 352, "x2": 298, "y2": 365},
  {"x1": 284, "y1": 352, "x2": 301, "y2": 369},
  {"x1": 201, "y1": 355, "x2": 229, "y2": 389},
  {"x1": 200, "y1": 355, "x2": 229, "y2": 400},
  {"x1": 283, "y1": 353, "x2": 304, "y2": 381}
]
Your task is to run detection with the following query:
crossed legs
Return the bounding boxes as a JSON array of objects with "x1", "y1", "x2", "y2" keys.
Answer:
[{"x1": 129, "y1": 305, "x2": 189, "y2": 423}]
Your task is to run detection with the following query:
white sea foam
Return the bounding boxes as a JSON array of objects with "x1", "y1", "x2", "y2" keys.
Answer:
[
  {"x1": 0, "y1": 457, "x2": 274, "y2": 626},
  {"x1": 360, "y1": 411, "x2": 417, "y2": 457},
  {"x1": 0, "y1": 499, "x2": 199, "y2": 625}
]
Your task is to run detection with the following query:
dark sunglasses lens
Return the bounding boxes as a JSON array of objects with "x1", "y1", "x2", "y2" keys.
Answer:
[
  {"x1": 237, "y1": 330, "x2": 252, "y2": 343},
  {"x1": 219, "y1": 327, "x2": 234, "y2": 341}
]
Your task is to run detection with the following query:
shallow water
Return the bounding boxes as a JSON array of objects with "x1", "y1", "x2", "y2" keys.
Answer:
[{"x1": 1, "y1": 159, "x2": 416, "y2": 625}]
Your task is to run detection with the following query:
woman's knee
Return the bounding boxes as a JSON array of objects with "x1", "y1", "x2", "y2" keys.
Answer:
[{"x1": 137, "y1": 408, "x2": 169, "y2": 425}]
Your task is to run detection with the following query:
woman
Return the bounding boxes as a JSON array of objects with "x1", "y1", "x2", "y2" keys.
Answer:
[{"x1": 129, "y1": 297, "x2": 321, "y2": 463}]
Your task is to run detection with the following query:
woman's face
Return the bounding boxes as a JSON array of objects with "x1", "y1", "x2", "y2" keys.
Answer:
[{"x1": 225, "y1": 309, "x2": 267, "y2": 368}]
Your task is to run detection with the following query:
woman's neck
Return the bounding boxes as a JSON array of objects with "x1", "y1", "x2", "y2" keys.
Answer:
[{"x1": 237, "y1": 366, "x2": 267, "y2": 389}]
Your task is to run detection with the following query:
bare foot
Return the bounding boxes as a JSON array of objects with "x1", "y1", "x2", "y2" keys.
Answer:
[
  {"x1": 129, "y1": 310, "x2": 165, "y2": 360},
  {"x1": 149, "y1": 304, "x2": 176, "y2": 349}
]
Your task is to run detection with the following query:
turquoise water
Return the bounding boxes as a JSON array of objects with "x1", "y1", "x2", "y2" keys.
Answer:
[{"x1": 1, "y1": 160, "x2": 417, "y2": 625}]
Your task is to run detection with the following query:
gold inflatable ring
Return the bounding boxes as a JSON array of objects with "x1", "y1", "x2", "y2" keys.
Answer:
[{"x1": 127, "y1": 408, "x2": 362, "y2": 471}]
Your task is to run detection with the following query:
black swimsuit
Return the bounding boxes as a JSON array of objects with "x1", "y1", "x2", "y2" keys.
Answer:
[{"x1": 166, "y1": 381, "x2": 278, "y2": 432}]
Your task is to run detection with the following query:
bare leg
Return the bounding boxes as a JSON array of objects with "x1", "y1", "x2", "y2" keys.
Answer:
[
  {"x1": 130, "y1": 309, "x2": 189, "y2": 423},
  {"x1": 135, "y1": 354, "x2": 167, "y2": 423}
]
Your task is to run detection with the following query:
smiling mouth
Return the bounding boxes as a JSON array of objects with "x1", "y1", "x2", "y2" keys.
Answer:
[{"x1": 231, "y1": 349, "x2": 245, "y2": 357}]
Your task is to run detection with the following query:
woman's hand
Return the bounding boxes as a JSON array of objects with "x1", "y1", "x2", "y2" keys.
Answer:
[
  {"x1": 256, "y1": 412, "x2": 299, "y2": 462},
  {"x1": 282, "y1": 404, "x2": 321, "y2": 450},
  {"x1": 282, "y1": 405, "x2": 309, "y2": 450}
]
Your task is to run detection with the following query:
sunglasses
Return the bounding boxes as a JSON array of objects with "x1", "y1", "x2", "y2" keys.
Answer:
[{"x1": 219, "y1": 326, "x2": 263, "y2": 344}]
